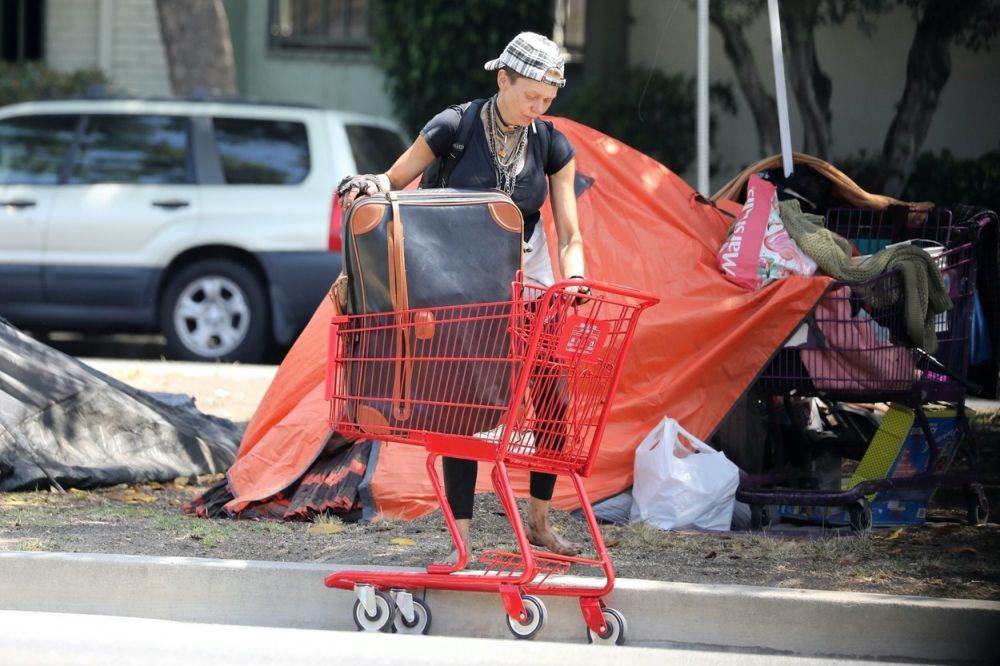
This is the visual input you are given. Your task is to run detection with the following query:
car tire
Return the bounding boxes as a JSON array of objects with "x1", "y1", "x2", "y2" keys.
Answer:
[{"x1": 160, "y1": 259, "x2": 270, "y2": 363}]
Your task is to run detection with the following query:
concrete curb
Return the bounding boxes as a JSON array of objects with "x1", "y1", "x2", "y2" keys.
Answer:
[{"x1": 1, "y1": 552, "x2": 997, "y2": 662}]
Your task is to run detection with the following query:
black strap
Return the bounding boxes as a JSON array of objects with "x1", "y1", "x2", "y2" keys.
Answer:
[{"x1": 419, "y1": 98, "x2": 485, "y2": 188}]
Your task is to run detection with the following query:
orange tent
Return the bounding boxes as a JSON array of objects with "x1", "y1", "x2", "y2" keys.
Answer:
[{"x1": 222, "y1": 119, "x2": 830, "y2": 520}]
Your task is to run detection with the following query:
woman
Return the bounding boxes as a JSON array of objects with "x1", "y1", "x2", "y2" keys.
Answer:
[{"x1": 337, "y1": 32, "x2": 586, "y2": 559}]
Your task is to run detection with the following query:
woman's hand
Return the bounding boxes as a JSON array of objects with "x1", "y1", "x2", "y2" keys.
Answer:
[
  {"x1": 566, "y1": 275, "x2": 591, "y2": 305},
  {"x1": 337, "y1": 173, "x2": 390, "y2": 208},
  {"x1": 337, "y1": 135, "x2": 439, "y2": 209}
]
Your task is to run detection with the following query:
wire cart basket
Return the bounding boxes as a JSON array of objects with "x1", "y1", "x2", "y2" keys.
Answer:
[
  {"x1": 323, "y1": 278, "x2": 658, "y2": 643},
  {"x1": 739, "y1": 206, "x2": 992, "y2": 530}
]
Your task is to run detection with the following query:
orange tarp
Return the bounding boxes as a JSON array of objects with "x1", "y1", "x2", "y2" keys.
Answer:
[{"x1": 224, "y1": 119, "x2": 830, "y2": 518}]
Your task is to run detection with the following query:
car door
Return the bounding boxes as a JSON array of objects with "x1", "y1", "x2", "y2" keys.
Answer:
[
  {"x1": 0, "y1": 114, "x2": 78, "y2": 309},
  {"x1": 44, "y1": 113, "x2": 200, "y2": 315},
  {"x1": 196, "y1": 113, "x2": 332, "y2": 335}
]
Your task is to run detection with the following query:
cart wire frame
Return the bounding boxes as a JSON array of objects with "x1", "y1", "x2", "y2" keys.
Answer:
[
  {"x1": 741, "y1": 207, "x2": 991, "y2": 525},
  {"x1": 323, "y1": 278, "x2": 658, "y2": 641}
]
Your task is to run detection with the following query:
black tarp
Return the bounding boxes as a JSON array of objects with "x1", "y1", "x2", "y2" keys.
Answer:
[{"x1": 0, "y1": 319, "x2": 239, "y2": 491}]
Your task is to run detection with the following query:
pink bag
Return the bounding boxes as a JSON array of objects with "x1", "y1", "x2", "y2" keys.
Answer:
[{"x1": 717, "y1": 174, "x2": 816, "y2": 290}]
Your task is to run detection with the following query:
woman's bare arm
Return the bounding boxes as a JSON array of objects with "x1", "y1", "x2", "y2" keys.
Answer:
[
  {"x1": 385, "y1": 135, "x2": 437, "y2": 190},
  {"x1": 549, "y1": 158, "x2": 585, "y2": 280},
  {"x1": 338, "y1": 135, "x2": 437, "y2": 207}
]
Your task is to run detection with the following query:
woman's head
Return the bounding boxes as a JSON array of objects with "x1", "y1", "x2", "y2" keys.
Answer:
[{"x1": 485, "y1": 32, "x2": 566, "y2": 126}]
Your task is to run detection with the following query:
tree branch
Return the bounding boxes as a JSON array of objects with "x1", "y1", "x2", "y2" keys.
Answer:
[
  {"x1": 709, "y1": 2, "x2": 780, "y2": 157},
  {"x1": 781, "y1": 3, "x2": 833, "y2": 158},
  {"x1": 875, "y1": 0, "x2": 976, "y2": 195},
  {"x1": 156, "y1": 0, "x2": 237, "y2": 98}
]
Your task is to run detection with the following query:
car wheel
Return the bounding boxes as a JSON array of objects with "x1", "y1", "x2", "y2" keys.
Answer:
[{"x1": 160, "y1": 259, "x2": 269, "y2": 362}]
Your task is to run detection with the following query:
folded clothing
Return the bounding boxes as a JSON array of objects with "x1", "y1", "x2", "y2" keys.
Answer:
[{"x1": 779, "y1": 199, "x2": 952, "y2": 353}]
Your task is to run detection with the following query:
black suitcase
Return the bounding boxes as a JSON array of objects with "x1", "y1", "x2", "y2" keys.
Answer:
[{"x1": 341, "y1": 189, "x2": 523, "y2": 437}]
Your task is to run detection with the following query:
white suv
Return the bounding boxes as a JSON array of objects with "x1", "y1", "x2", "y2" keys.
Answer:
[{"x1": 0, "y1": 98, "x2": 407, "y2": 362}]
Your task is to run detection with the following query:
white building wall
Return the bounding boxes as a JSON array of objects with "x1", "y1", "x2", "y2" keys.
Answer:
[
  {"x1": 45, "y1": 0, "x2": 100, "y2": 72},
  {"x1": 109, "y1": 0, "x2": 171, "y2": 96},
  {"x1": 44, "y1": 0, "x2": 170, "y2": 97},
  {"x1": 629, "y1": 1, "x2": 1000, "y2": 189}
]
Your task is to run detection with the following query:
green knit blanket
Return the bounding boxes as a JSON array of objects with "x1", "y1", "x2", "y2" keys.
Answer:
[{"x1": 779, "y1": 200, "x2": 952, "y2": 353}]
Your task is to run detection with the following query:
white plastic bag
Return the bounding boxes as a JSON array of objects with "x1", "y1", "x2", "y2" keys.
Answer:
[{"x1": 629, "y1": 417, "x2": 740, "y2": 531}]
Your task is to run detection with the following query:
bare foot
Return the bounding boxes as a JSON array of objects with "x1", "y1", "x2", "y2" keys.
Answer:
[
  {"x1": 525, "y1": 519, "x2": 583, "y2": 556},
  {"x1": 444, "y1": 547, "x2": 468, "y2": 569}
]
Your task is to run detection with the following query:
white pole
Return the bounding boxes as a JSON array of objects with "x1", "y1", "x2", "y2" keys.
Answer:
[
  {"x1": 696, "y1": 0, "x2": 709, "y2": 194},
  {"x1": 767, "y1": 0, "x2": 794, "y2": 177}
]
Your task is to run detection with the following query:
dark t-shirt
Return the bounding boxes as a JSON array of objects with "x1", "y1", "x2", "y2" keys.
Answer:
[{"x1": 420, "y1": 103, "x2": 575, "y2": 240}]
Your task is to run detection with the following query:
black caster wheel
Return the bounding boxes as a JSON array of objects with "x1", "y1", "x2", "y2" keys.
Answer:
[
  {"x1": 353, "y1": 590, "x2": 396, "y2": 632},
  {"x1": 848, "y1": 499, "x2": 872, "y2": 533},
  {"x1": 505, "y1": 595, "x2": 546, "y2": 640},
  {"x1": 585, "y1": 607, "x2": 628, "y2": 646},
  {"x1": 750, "y1": 504, "x2": 775, "y2": 530},
  {"x1": 966, "y1": 486, "x2": 990, "y2": 526}
]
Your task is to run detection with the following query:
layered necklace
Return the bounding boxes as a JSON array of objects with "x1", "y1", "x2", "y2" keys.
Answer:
[{"x1": 485, "y1": 94, "x2": 528, "y2": 195}]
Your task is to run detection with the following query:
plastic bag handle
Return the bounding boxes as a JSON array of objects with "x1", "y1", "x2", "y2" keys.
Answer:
[{"x1": 674, "y1": 421, "x2": 716, "y2": 455}]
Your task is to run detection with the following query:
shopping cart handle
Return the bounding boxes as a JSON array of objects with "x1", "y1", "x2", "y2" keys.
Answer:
[{"x1": 549, "y1": 278, "x2": 660, "y2": 306}]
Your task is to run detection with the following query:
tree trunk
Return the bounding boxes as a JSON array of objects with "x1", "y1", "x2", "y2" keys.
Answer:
[
  {"x1": 710, "y1": 11, "x2": 780, "y2": 157},
  {"x1": 875, "y1": 0, "x2": 974, "y2": 196},
  {"x1": 156, "y1": 0, "x2": 237, "y2": 98},
  {"x1": 781, "y1": 3, "x2": 832, "y2": 159}
]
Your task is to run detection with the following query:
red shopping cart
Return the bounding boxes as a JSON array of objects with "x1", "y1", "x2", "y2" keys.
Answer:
[{"x1": 323, "y1": 278, "x2": 658, "y2": 643}]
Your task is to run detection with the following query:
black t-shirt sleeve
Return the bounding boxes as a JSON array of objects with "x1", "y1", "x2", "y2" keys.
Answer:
[
  {"x1": 545, "y1": 126, "x2": 575, "y2": 175},
  {"x1": 420, "y1": 106, "x2": 463, "y2": 158}
]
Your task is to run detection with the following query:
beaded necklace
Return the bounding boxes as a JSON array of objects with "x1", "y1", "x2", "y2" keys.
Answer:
[{"x1": 485, "y1": 95, "x2": 528, "y2": 195}]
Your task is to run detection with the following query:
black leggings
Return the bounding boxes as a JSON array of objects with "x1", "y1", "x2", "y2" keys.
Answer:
[{"x1": 443, "y1": 366, "x2": 568, "y2": 520}]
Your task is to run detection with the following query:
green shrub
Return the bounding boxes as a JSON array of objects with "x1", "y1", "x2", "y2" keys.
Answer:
[
  {"x1": 550, "y1": 68, "x2": 736, "y2": 174},
  {"x1": 839, "y1": 146, "x2": 1000, "y2": 212},
  {"x1": 0, "y1": 62, "x2": 108, "y2": 108},
  {"x1": 370, "y1": 0, "x2": 551, "y2": 135}
]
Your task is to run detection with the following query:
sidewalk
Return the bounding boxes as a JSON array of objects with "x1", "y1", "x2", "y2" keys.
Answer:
[
  {"x1": 1, "y1": 552, "x2": 996, "y2": 662},
  {"x1": 0, "y1": 610, "x2": 886, "y2": 666}
]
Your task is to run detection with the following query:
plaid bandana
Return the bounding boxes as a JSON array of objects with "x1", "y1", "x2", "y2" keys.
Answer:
[{"x1": 484, "y1": 32, "x2": 566, "y2": 88}]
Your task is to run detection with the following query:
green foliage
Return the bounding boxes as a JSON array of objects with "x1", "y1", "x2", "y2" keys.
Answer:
[
  {"x1": 903, "y1": 0, "x2": 1000, "y2": 52},
  {"x1": 0, "y1": 62, "x2": 108, "y2": 108},
  {"x1": 550, "y1": 68, "x2": 737, "y2": 174},
  {"x1": 840, "y1": 146, "x2": 1000, "y2": 211},
  {"x1": 370, "y1": 0, "x2": 551, "y2": 135}
]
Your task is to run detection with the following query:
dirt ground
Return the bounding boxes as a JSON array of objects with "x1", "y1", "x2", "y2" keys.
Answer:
[{"x1": 2, "y1": 359, "x2": 998, "y2": 601}]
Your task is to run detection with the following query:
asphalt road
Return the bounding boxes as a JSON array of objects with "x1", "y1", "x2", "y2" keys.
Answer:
[
  {"x1": 0, "y1": 611, "x2": 889, "y2": 666},
  {"x1": 28, "y1": 331, "x2": 291, "y2": 364}
]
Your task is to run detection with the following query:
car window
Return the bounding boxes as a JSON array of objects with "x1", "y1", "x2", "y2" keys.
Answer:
[
  {"x1": 0, "y1": 114, "x2": 78, "y2": 185},
  {"x1": 211, "y1": 117, "x2": 310, "y2": 185},
  {"x1": 70, "y1": 115, "x2": 191, "y2": 185},
  {"x1": 345, "y1": 124, "x2": 407, "y2": 174}
]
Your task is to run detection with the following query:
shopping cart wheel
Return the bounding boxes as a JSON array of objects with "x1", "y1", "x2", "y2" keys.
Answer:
[
  {"x1": 585, "y1": 607, "x2": 628, "y2": 646},
  {"x1": 749, "y1": 504, "x2": 775, "y2": 530},
  {"x1": 392, "y1": 596, "x2": 432, "y2": 635},
  {"x1": 353, "y1": 590, "x2": 395, "y2": 632},
  {"x1": 848, "y1": 499, "x2": 872, "y2": 532},
  {"x1": 505, "y1": 595, "x2": 546, "y2": 640},
  {"x1": 966, "y1": 486, "x2": 989, "y2": 526}
]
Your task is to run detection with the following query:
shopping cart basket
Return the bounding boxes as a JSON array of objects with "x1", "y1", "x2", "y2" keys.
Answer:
[
  {"x1": 323, "y1": 278, "x2": 658, "y2": 643},
  {"x1": 739, "y1": 206, "x2": 992, "y2": 529}
]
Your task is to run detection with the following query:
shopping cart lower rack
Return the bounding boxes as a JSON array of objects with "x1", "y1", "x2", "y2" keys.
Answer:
[{"x1": 322, "y1": 279, "x2": 658, "y2": 643}]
